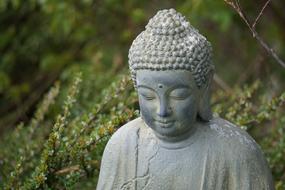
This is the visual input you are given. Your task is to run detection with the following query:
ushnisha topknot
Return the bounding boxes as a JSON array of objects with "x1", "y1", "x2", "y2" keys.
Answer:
[{"x1": 128, "y1": 8, "x2": 214, "y2": 88}]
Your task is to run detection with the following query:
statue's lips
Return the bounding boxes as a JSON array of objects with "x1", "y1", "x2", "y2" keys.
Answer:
[{"x1": 154, "y1": 119, "x2": 175, "y2": 128}]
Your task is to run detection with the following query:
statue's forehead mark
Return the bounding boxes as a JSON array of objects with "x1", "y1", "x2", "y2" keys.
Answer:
[{"x1": 158, "y1": 84, "x2": 163, "y2": 88}]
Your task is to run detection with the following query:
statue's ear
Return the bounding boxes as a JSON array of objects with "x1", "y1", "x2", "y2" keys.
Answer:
[{"x1": 198, "y1": 71, "x2": 213, "y2": 121}]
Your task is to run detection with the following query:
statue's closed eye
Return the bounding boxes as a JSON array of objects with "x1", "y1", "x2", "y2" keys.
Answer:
[
  {"x1": 141, "y1": 94, "x2": 156, "y2": 100},
  {"x1": 138, "y1": 88, "x2": 156, "y2": 100},
  {"x1": 169, "y1": 88, "x2": 191, "y2": 100}
]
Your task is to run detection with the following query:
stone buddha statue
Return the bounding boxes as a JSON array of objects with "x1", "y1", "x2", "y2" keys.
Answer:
[{"x1": 96, "y1": 9, "x2": 274, "y2": 190}]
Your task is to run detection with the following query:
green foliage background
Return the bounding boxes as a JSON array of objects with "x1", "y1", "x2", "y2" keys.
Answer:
[{"x1": 0, "y1": 0, "x2": 284, "y2": 189}]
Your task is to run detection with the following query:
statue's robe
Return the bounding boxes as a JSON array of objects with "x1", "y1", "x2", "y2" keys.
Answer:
[{"x1": 96, "y1": 117, "x2": 274, "y2": 190}]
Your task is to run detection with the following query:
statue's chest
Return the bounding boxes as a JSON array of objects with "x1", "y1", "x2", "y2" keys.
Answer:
[{"x1": 136, "y1": 143, "x2": 209, "y2": 190}]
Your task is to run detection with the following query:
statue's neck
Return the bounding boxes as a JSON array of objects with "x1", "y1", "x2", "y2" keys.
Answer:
[{"x1": 148, "y1": 122, "x2": 201, "y2": 150}]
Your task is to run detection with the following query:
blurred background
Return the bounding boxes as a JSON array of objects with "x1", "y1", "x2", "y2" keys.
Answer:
[{"x1": 0, "y1": 0, "x2": 284, "y2": 189}]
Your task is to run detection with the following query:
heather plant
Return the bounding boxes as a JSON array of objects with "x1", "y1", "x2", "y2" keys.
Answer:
[
  {"x1": 0, "y1": 70, "x2": 139, "y2": 189},
  {"x1": 6, "y1": 82, "x2": 60, "y2": 187},
  {"x1": 0, "y1": 82, "x2": 61, "y2": 189}
]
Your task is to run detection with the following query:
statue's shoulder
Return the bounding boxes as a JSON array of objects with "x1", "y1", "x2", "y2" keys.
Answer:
[
  {"x1": 203, "y1": 118, "x2": 273, "y2": 186},
  {"x1": 106, "y1": 117, "x2": 144, "y2": 146},
  {"x1": 205, "y1": 117, "x2": 261, "y2": 154}
]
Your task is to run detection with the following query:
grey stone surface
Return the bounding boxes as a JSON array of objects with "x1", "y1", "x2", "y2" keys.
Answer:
[
  {"x1": 128, "y1": 8, "x2": 214, "y2": 88},
  {"x1": 96, "y1": 8, "x2": 274, "y2": 190}
]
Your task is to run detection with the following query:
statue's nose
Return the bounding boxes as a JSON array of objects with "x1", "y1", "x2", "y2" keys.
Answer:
[{"x1": 157, "y1": 97, "x2": 171, "y2": 117}]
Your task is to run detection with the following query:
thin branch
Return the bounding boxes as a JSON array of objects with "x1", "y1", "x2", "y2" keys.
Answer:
[
  {"x1": 252, "y1": 0, "x2": 271, "y2": 29},
  {"x1": 55, "y1": 165, "x2": 80, "y2": 175},
  {"x1": 224, "y1": 0, "x2": 285, "y2": 68},
  {"x1": 255, "y1": 34, "x2": 285, "y2": 67}
]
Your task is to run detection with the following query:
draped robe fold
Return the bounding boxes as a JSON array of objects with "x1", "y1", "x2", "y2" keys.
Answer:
[{"x1": 96, "y1": 117, "x2": 274, "y2": 190}]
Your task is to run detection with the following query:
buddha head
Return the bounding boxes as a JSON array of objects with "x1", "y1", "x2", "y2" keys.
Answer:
[{"x1": 128, "y1": 9, "x2": 214, "y2": 141}]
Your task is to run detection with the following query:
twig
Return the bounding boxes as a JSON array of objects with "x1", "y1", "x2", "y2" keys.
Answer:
[
  {"x1": 224, "y1": 0, "x2": 285, "y2": 68},
  {"x1": 55, "y1": 165, "x2": 80, "y2": 175},
  {"x1": 252, "y1": 0, "x2": 271, "y2": 29}
]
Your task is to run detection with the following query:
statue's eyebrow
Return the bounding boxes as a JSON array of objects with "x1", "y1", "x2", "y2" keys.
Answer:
[
  {"x1": 168, "y1": 84, "x2": 192, "y2": 92},
  {"x1": 137, "y1": 85, "x2": 156, "y2": 92}
]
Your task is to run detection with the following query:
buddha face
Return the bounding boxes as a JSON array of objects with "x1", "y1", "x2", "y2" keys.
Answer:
[{"x1": 137, "y1": 70, "x2": 200, "y2": 142}]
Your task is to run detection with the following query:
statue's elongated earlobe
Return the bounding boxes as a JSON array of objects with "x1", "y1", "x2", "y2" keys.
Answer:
[{"x1": 198, "y1": 72, "x2": 213, "y2": 121}]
